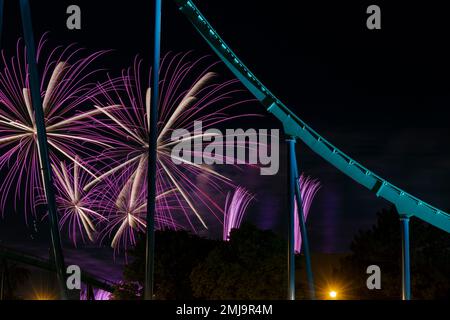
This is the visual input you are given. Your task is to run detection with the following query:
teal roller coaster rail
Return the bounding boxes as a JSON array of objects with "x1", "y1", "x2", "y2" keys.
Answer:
[{"x1": 174, "y1": 0, "x2": 450, "y2": 234}]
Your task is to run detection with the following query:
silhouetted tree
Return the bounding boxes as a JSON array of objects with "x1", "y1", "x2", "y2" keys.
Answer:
[
  {"x1": 190, "y1": 223, "x2": 286, "y2": 299},
  {"x1": 113, "y1": 224, "x2": 292, "y2": 300},
  {"x1": 0, "y1": 259, "x2": 30, "y2": 300},
  {"x1": 335, "y1": 206, "x2": 450, "y2": 299},
  {"x1": 112, "y1": 230, "x2": 216, "y2": 299}
]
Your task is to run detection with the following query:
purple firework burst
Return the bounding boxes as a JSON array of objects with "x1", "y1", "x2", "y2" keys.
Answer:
[
  {"x1": 80, "y1": 286, "x2": 111, "y2": 300},
  {"x1": 0, "y1": 35, "x2": 111, "y2": 220},
  {"x1": 43, "y1": 158, "x2": 107, "y2": 246},
  {"x1": 223, "y1": 187, "x2": 254, "y2": 241},
  {"x1": 97, "y1": 162, "x2": 184, "y2": 254},
  {"x1": 88, "y1": 52, "x2": 259, "y2": 243},
  {"x1": 295, "y1": 174, "x2": 321, "y2": 253}
]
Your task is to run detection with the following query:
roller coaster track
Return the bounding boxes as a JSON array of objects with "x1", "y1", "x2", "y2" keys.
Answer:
[
  {"x1": 0, "y1": 245, "x2": 114, "y2": 293},
  {"x1": 174, "y1": 0, "x2": 450, "y2": 233}
]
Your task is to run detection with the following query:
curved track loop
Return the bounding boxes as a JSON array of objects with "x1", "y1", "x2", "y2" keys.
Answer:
[{"x1": 174, "y1": 0, "x2": 450, "y2": 233}]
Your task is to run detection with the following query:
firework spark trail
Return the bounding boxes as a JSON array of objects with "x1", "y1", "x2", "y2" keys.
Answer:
[
  {"x1": 295, "y1": 174, "x2": 321, "y2": 253},
  {"x1": 80, "y1": 287, "x2": 111, "y2": 300},
  {"x1": 37, "y1": 158, "x2": 107, "y2": 246},
  {"x1": 88, "y1": 52, "x2": 260, "y2": 242},
  {"x1": 223, "y1": 187, "x2": 254, "y2": 241},
  {"x1": 0, "y1": 37, "x2": 266, "y2": 255},
  {"x1": 0, "y1": 36, "x2": 112, "y2": 219},
  {"x1": 97, "y1": 165, "x2": 183, "y2": 254}
]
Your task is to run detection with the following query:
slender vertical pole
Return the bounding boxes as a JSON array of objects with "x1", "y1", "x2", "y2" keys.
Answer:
[
  {"x1": 19, "y1": 0, "x2": 67, "y2": 300},
  {"x1": 292, "y1": 147, "x2": 316, "y2": 300},
  {"x1": 400, "y1": 216, "x2": 411, "y2": 300},
  {"x1": 287, "y1": 138, "x2": 296, "y2": 300},
  {"x1": 145, "y1": 0, "x2": 162, "y2": 300}
]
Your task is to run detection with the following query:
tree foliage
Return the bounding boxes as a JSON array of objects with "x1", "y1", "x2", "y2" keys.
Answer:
[
  {"x1": 112, "y1": 224, "x2": 287, "y2": 300},
  {"x1": 335, "y1": 206, "x2": 450, "y2": 299},
  {"x1": 112, "y1": 229, "x2": 216, "y2": 299},
  {"x1": 190, "y1": 223, "x2": 286, "y2": 299},
  {"x1": 0, "y1": 260, "x2": 30, "y2": 300}
]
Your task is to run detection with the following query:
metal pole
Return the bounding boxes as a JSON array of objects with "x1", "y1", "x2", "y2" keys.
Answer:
[
  {"x1": 400, "y1": 216, "x2": 411, "y2": 300},
  {"x1": 287, "y1": 138, "x2": 296, "y2": 300},
  {"x1": 291, "y1": 144, "x2": 316, "y2": 300},
  {"x1": 145, "y1": 0, "x2": 162, "y2": 300},
  {"x1": 19, "y1": 0, "x2": 67, "y2": 300}
]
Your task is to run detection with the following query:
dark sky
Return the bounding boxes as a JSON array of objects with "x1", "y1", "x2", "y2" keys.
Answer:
[{"x1": 1, "y1": 0, "x2": 450, "y2": 283}]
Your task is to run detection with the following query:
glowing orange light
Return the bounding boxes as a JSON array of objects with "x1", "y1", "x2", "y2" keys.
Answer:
[{"x1": 329, "y1": 290, "x2": 337, "y2": 299}]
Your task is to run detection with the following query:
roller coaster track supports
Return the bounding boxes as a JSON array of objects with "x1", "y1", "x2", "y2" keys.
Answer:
[
  {"x1": 145, "y1": 0, "x2": 162, "y2": 301},
  {"x1": 400, "y1": 216, "x2": 411, "y2": 300},
  {"x1": 287, "y1": 138, "x2": 297, "y2": 300},
  {"x1": 291, "y1": 141, "x2": 316, "y2": 300},
  {"x1": 287, "y1": 138, "x2": 316, "y2": 300},
  {"x1": 173, "y1": 0, "x2": 450, "y2": 299},
  {"x1": 19, "y1": 0, "x2": 68, "y2": 300}
]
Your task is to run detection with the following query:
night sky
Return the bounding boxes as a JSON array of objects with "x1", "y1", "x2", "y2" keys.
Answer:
[{"x1": 1, "y1": 0, "x2": 450, "y2": 282}]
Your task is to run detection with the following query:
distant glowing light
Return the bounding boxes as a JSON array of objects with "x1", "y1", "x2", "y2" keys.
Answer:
[
  {"x1": 329, "y1": 290, "x2": 337, "y2": 299},
  {"x1": 32, "y1": 291, "x2": 57, "y2": 300}
]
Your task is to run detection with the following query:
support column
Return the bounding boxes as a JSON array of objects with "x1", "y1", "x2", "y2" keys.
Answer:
[
  {"x1": 287, "y1": 138, "x2": 296, "y2": 300},
  {"x1": 145, "y1": 0, "x2": 162, "y2": 300},
  {"x1": 19, "y1": 0, "x2": 67, "y2": 300},
  {"x1": 292, "y1": 150, "x2": 316, "y2": 300},
  {"x1": 400, "y1": 216, "x2": 411, "y2": 300}
]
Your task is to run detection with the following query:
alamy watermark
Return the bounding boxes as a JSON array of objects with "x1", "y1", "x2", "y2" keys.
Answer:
[
  {"x1": 170, "y1": 121, "x2": 280, "y2": 175},
  {"x1": 66, "y1": 265, "x2": 81, "y2": 290},
  {"x1": 366, "y1": 265, "x2": 381, "y2": 290}
]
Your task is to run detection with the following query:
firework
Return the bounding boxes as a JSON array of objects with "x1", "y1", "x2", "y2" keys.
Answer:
[
  {"x1": 0, "y1": 36, "x2": 111, "y2": 219},
  {"x1": 80, "y1": 287, "x2": 111, "y2": 300},
  {"x1": 223, "y1": 186, "x2": 254, "y2": 241},
  {"x1": 42, "y1": 158, "x2": 107, "y2": 246},
  {"x1": 0, "y1": 40, "x2": 261, "y2": 249},
  {"x1": 98, "y1": 162, "x2": 183, "y2": 253},
  {"x1": 295, "y1": 174, "x2": 321, "y2": 253},
  {"x1": 89, "y1": 52, "x2": 258, "y2": 237}
]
